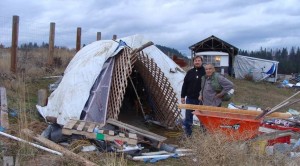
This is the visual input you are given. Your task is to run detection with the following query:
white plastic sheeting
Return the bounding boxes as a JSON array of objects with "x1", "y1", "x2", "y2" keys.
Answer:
[
  {"x1": 37, "y1": 35, "x2": 186, "y2": 125},
  {"x1": 234, "y1": 55, "x2": 279, "y2": 82}
]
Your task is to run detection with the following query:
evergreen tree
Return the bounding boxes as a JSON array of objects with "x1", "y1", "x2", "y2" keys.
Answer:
[{"x1": 295, "y1": 47, "x2": 300, "y2": 73}]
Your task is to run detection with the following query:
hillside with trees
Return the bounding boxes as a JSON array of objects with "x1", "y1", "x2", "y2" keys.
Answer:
[{"x1": 156, "y1": 45, "x2": 189, "y2": 60}]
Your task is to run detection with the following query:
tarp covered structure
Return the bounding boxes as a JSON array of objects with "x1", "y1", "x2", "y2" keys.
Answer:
[
  {"x1": 233, "y1": 55, "x2": 279, "y2": 82},
  {"x1": 37, "y1": 35, "x2": 185, "y2": 129}
]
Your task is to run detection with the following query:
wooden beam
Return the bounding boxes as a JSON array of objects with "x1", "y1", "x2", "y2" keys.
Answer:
[
  {"x1": 64, "y1": 119, "x2": 78, "y2": 129},
  {"x1": 107, "y1": 118, "x2": 166, "y2": 142},
  {"x1": 76, "y1": 121, "x2": 86, "y2": 131},
  {"x1": 178, "y1": 104, "x2": 292, "y2": 119},
  {"x1": 21, "y1": 129, "x2": 97, "y2": 166},
  {"x1": 130, "y1": 41, "x2": 154, "y2": 55}
]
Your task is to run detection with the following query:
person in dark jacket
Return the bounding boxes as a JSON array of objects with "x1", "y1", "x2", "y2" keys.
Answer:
[{"x1": 181, "y1": 55, "x2": 205, "y2": 137}]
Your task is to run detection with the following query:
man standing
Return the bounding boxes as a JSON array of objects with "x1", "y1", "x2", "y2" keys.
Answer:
[
  {"x1": 181, "y1": 55, "x2": 205, "y2": 137},
  {"x1": 199, "y1": 64, "x2": 234, "y2": 107}
]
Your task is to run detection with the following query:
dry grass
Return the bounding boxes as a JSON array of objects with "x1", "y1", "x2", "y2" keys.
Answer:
[
  {"x1": 0, "y1": 48, "x2": 75, "y2": 79},
  {"x1": 181, "y1": 130, "x2": 298, "y2": 166},
  {"x1": 0, "y1": 48, "x2": 10, "y2": 73}
]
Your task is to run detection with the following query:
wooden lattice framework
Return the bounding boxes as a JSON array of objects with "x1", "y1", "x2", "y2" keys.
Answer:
[
  {"x1": 107, "y1": 47, "x2": 181, "y2": 129},
  {"x1": 107, "y1": 48, "x2": 134, "y2": 119},
  {"x1": 135, "y1": 53, "x2": 182, "y2": 128}
]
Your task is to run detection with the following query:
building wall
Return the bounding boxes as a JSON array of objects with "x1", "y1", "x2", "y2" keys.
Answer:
[
  {"x1": 202, "y1": 55, "x2": 229, "y2": 67},
  {"x1": 220, "y1": 55, "x2": 229, "y2": 67}
]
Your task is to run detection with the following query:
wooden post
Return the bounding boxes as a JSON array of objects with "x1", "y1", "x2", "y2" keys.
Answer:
[
  {"x1": 10, "y1": 15, "x2": 19, "y2": 73},
  {"x1": 48, "y1": 22, "x2": 55, "y2": 66},
  {"x1": 190, "y1": 50, "x2": 194, "y2": 67},
  {"x1": 37, "y1": 89, "x2": 48, "y2": 106},
  {"x1": 2, "y1": 156, "x2": 13, "y2": 166},
  {"x1": 0, "y1": 87, "x2": 9, "y2": 130},
  {"x1": 76, "y1": 27, "x2": 81, "y2": 52},
  {"x1": 112, "y1": 34, "x2": 117, "y2": 40},
  {"x1": 96, "y1": 32, "x2": 101, "y2": 41}
]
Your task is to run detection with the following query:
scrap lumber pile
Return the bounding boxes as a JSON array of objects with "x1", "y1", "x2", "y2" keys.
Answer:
[
  {"x1": 41, "y1": 118, "x2": 188, "y2": 163},
  {"x1": 60, "y1": 118, "x2": 166, "y2": 149},
  {"x1": 62, "y1": 119, "x2": 138, "y2": 145}
]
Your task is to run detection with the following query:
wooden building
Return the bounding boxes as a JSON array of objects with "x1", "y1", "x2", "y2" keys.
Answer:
[{"x1": 189, "y1": 35, "x2": 238, "y2": 75}]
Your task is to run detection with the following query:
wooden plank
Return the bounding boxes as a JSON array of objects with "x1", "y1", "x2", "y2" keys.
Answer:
[
  {"x1": 62, "y1": 120, "x2": 105, "y2": 136},
  {"x1": 87, "y1": 123, "x2": 96, "y2": 132},
  {"x1": 124, "y1": 138, "x2": 138, "y2": 145},
  {"x1": 76, "y1": 121, "x2": 86, "y2": 131},
  {"x1": 119, "y1": 133, "x2": 125, "y2": 137},
  {"x1": 108, "y1": 130, "x2": 114, "y2": 136},
  {"x1": 0, "y1": 87, "x2": 9, "y2": 130},
  {"x1": 64, "y1": 119, "x2": 78, "y2": 129},
  {"x1": 178, "y1": 104, "x2": 292, "y2": 119},
  {"x1": 62, "y1": 128, "x2": 96, "y2": 139},
  {"x1": 107, "y1": 119, "x2": 166, "y2": 142},
  {"x1": 22, "y1": 129, "x2": 97, "y2": 166},
  {"x1": 73, "y1": 130, "x2": 95, "y2": 139},
  {"x1": 61, "y1": 128, "x2": 73, "y2": 135},
  {"x1": 129, "y1": 133, "x2": 138, "y2": 139}
]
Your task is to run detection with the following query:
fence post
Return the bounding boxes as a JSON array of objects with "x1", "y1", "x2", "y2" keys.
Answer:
[
  {"x1": 48, "y1": 22, "x2": 55, "y2": 66},
  {"x1": 0, "y1": 87, "x2": 9, "y2": 130},
  {"x1": 112, "y1": 34, "x2": 117, "y2": 40},
  {"x1": 97, "y1": 32, "x2": 101, "y2": 41},
  {"x1": 37, "y1": 89, "x2": 48, "y2": 107},
  {"x1": 10, "y1": 15, "x2": 19, "y2": 73},
  {"x1": 76, "y1": 27, "x2": 81, "y2": 52}
]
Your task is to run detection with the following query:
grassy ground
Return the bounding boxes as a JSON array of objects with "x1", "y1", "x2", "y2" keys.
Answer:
[
  {"x1": 1, "y1": 49, "x2": 300, "y2": 165},
  {"x1": 229, "y1": 77, "x2": 300, "y2": 111}
]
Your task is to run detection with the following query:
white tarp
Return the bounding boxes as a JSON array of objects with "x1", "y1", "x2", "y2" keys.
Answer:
[
  {"x1": 37, "y1": 35, "x2": 186, "y2": 125},
  {"x1": 233, "y1": 55, "x2": 279, "y2": 82}
]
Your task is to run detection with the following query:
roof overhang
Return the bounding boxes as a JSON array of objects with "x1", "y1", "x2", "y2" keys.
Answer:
[{"x1": 189, "y1": 35, "x2": 238, "y2": 55}]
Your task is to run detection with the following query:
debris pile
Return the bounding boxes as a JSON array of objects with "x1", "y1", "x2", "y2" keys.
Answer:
[{"x1": 279, "y1": 73, "x2": 300, "y2": 88}]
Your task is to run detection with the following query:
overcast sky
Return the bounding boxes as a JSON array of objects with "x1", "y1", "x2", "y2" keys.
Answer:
[{"x1": 1, "y1": 0, "x2": 300, "y2": 56}]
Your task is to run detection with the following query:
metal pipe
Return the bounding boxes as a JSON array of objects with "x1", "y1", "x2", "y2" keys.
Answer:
[{"x1": 0, "y1": 131, "x2": 63, "y2": 156}]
